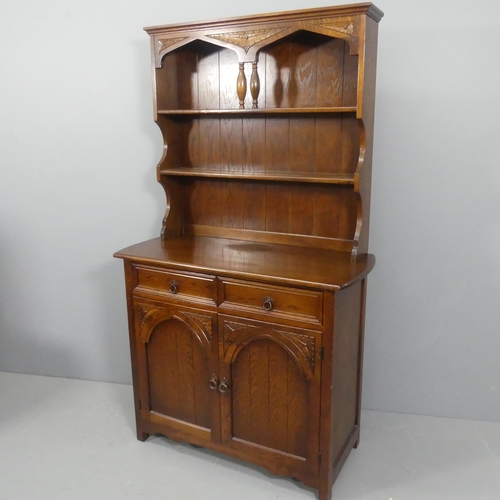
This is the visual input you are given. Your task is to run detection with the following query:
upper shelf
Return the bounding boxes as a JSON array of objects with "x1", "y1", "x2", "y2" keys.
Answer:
[
  {"x1": 159, "y1": 168, "x2": 355, "y2": 185},
  {"x1": 157, "y1": 107, "x2": 357, "y2": 116}
]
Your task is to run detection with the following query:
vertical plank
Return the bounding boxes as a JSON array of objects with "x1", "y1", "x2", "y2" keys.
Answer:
[
  {"x1": 289, "y1": 184, "x2": 314, "y2": 236},
  {"x1": 242, "y1": 118, "x2": 266, "y2": 174},
  {"x1": 265, "y1": 183, "x2": 289, "y2": 234},
  {"x1": 183, "y1": 179, "x2": 200, "y2": 226},
  {"x1": 256, "y1": 52, "x2": 267, "y2": 108},
  {"x1": 315, "y1": 37, "x2": 344, "y2": 107},
  {"x1": 313, "y1": 185, "x2": 335, "y2": 238},
  {"x1": 176, "y1": 326, "x2": 196, "y2": 424},
  {"x1": 198, "y1": 118, "x2": 220, "y2": 169},
  {"x1": 264, "y1": 40, "x2": 290, "y2": 108},
  {"x1": 287, "y1": 357, "x2": 308, "y2": 458},
  {"x1": 220, "y1": 118, "x2": 243, "y2": 174},
  {"x1": 242, "y1": 181, "x2": 266, "y2": 231},
  {"x1": 265, "y1": 118, "x2": 289, "y2": 172},
  {"x1": 219, "y1": 49, "x2": 243, "y2": 176},
  {"x1": 340, "y1": 116, "x2": 360, "y2": 174},
  {"x1": 289, "y1": 117, "x2": 316, "y2": 174},
  {"x1": 193, "y1": 338, "x2": 212, "y2": 429},
  {"x1": 314, "y1": 116, "x2": 342, "y2": 174},
  {"x1": 289, "y1": 32, "x2": 317, "y2": 108},
  {"x1": 177, "y1": 47, "x2": 198, "y2": 109},
  {"x1": 186, "y1": 179, "x2": 228, "y2": 229},
  {"x1": 156, "y1": 52, "x2": 178, "y2": 110},
  {"x1": 232, "y1": 344, "x2": 251, "y2": 441},
  {"x1": 268, "y1": 341, "x2": 289, "y2": 452},
  {"x1": 207, "y1": 179, "x2": 222, "y2": 228},
  {"x1": 147, "y1": 320, "x2": 180, "y2": 419},
  {"x1": 188, "y1": 118, "x2": 201, "y2": 168},
  {"x1": 342, "y1": 43, "x2": 358, "y2": 107},
  {"x1": 249, "y1": 340, "x2": 269, "y2": 447},
  {"x1": 197, "y1": 44, "x2": 220, "y2": 109},
  {"x1": 265, "y1": 115, "x2": 290, "y2": 233},
  {"x1": 313, "y1": 186, "x2": 357, "y2": 240},
  {"x1": 219, "y1": 48, "x2": 239, "y2": 110},
  {"x1": 221, "y1": 180, "x2": 244, "y2": 229},
  {"x1": 336, "y1": 186, "x2": 358, "y2": 240}
]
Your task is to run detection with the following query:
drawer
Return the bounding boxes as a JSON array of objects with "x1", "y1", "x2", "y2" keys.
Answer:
[
  {"x1": 219, "y1": 278, "x2": 323, "y2": 326},
  {"x1": 135, "y1": 266, "x2": 216, "y2": 305}
]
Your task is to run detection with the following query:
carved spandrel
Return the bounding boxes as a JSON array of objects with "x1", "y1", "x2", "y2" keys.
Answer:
[
  {"x1": 223, "y1": 321, "x2": 256, "y2": 355},
  {"x1": 183, "y1": 311, "x2": 213, "y2": 345},
  {"x1": 276, "y1": 329, "x2": 317, "y2": 370},
  {"x1": 311, "y1": 17, "x2": 359, "y2": 54},
  {"x1": 135, "y1": 303, "x2": 212, "y2": 347},
  {"x1": 223, "y1": 320, "x2": 316, "y2": 370},
  {"x1": 316, "y1": 20, "x2": 355, "y2": 36},
  {"x1": 207, "y1": 28, "x2": 288, "y2": 53},
  {"x1": 137, "y1": 303, "x2": 159, "y2": 331},
  {"x1": 157, "y1": 36, "x2": 190, "y2": 54}
]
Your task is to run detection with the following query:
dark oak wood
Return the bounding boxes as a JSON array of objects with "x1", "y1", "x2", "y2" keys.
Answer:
[{"x1": 115, "y1": 5, "x2": 382, "y2": 500}]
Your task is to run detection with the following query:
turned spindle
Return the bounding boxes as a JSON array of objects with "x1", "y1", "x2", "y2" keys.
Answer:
[
  {"x1": 250, "y1": 61, "x2": 260, "y2": 109},
  {"x1": 237, "y1": 63, "x2": 247, "y2": 109}
]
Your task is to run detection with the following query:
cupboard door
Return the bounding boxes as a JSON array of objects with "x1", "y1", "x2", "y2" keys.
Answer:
[
  {"x1": 218, "y1": 314, "x2": 321, "y2": 481},
  {"x1": 134, "y1": 299, "x2": 220, "y2": 444}
]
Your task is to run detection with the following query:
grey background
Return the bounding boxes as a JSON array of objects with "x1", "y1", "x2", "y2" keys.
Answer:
[{"x1": 0, "y1": 0, "x2": 499, "y2": 422}]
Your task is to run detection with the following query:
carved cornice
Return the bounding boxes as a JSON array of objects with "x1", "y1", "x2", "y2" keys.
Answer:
[{"x1": 207, "y1": 27, "x2": 288, "y2": 53}]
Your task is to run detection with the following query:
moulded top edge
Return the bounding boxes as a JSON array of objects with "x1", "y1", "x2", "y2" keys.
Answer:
[{"x1": 144, "y1": 3, "x2": 384, "y2": 35}]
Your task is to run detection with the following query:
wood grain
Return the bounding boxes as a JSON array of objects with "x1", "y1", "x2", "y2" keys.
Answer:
[{"x1": 231, "y1": 337, "x2": 308, "y2": 458}]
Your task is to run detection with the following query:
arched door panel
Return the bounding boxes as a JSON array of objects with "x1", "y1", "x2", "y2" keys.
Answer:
[
  {"x1": 219, "y1": 315, "x2": 321, "y2": 479},
  {"x1": 134, "y1": 300, "x2": 218, "y2": 444}
]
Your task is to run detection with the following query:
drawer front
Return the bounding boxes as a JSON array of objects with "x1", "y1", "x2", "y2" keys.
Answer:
[
  {"x1": 135, "y1": 266, "x2": 216, "y2": 305},
  {"x1": 219, "y1": 278, "x2": 322, "y2": 326}
]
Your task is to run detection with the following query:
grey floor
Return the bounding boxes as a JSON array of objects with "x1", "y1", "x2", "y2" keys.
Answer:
[{"x1": 1, "y1": 372, "x2": 499, "y2": 500}]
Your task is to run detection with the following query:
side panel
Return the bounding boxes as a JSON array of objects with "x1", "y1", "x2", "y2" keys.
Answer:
[{"x1": 319, "y1": 281, "x2": 365, "y2": 500}]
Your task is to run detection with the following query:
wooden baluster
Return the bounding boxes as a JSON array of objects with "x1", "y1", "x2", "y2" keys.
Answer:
[
  {"x1": 237, "y1": 63, "x2": 247, "y2": 109},
  {"x1": 250, "y1": 61, "x2": 260, "y2": 109}
]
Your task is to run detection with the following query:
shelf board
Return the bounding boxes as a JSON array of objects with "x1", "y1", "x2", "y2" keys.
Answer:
[
  {"x1": 157, "y1": 107, "x2": 357, "y2": 116},
  {"x1": 159, "y1": 168, "x2": 355, "y2": 185}
]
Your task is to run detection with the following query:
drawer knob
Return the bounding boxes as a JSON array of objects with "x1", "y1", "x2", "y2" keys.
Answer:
[
  {"x1": 262, "y1": 296, "x2": 274, "y2": 312},
  {"x1": 218, "y1": 378, "x2": 229, "y2": 393},
  {"x1": 169, "y1": 280, "x2": 179, "y2": 294},
  {"x1": 209, "y1": 374, "x2": 218, "y2": 390}
]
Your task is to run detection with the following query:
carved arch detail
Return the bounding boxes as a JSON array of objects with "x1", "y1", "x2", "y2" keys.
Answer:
[
  {"x1": 206, "y1": 27, "x2": 290, "y2": 60},
  {"x1": 154, "y1": 15, "x2": 361, "y2": 67},
  {"x1": 136, "y1": 303, "x2": 212, "y2": 349},
  {"x1": 222, "y1": 320, "x2": 316, "y2": 378}
]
